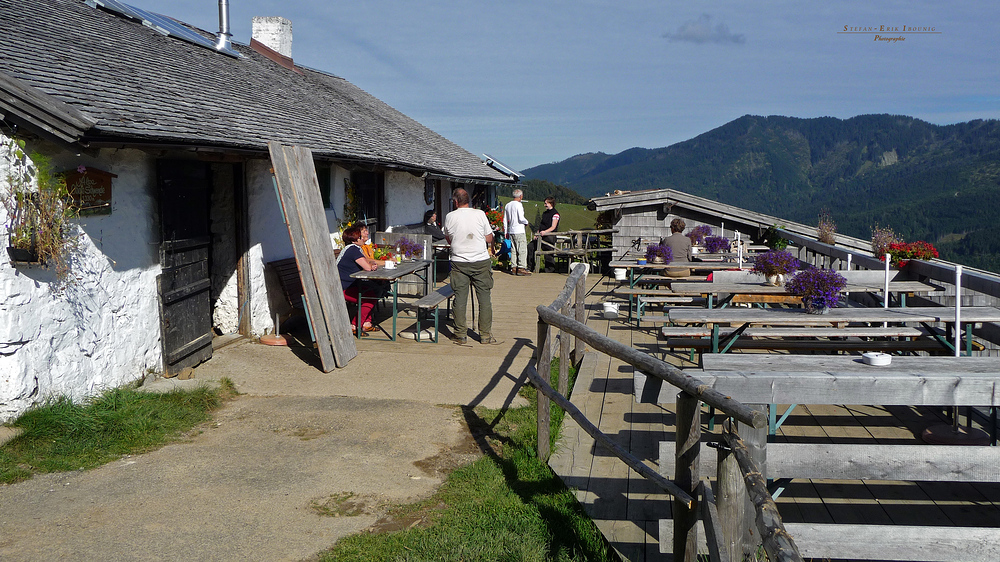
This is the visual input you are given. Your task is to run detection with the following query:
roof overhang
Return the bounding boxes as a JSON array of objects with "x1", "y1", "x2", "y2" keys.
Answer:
[{"x1": 0, "y1": 71, "x2": 96, "y2": 146}]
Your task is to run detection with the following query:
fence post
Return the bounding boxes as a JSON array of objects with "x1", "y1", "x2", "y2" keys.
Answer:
[
  {"x1": 559, "y1": 298, "x2": 571, "y2": 396},
  {"x1": 536, "y1": 317, "x2": 552, "y2": 461},
  {"x1": 574, "y1": 263, "x2": 587, "y2": 363},
  {"x1": 741, "y1": 405, "x2": 768, "y2": 557},
  {"x1": 717, "y1": 420, "x2": 744, "y2": 562},
  {"x1": 674, "y1": 391, "x2": 701, "y2": 561}
]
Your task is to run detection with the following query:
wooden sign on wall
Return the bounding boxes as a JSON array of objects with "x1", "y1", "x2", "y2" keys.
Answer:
[{"x1": 65, "y1": 167, "x2": 117, "y2": 215}]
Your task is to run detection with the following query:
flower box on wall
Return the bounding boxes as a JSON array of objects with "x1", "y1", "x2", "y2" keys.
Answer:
[{"x1": 6, "y1": 246, "x2": 40, "y2": 264}]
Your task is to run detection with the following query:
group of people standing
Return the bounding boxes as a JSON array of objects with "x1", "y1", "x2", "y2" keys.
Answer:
[
  {"x1": 336, "y1": 187, "x2": 561, "y2": 346},
  {"x1": 502, "y1": 189, "x2": 560, "y2": 275}
]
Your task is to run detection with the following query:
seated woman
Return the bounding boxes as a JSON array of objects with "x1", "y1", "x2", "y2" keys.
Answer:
[{"x1": 337, "y1": 225, "x2": 380, "y2": 334}]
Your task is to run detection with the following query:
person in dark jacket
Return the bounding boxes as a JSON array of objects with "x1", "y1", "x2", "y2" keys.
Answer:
[{"x1": 528, "y1": 197, "x2": 560, "y2": 272}]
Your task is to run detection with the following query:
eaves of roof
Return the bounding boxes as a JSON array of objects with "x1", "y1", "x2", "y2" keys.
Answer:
[
  {"x1": 590, "y1": 188, "x2": 873, "y2": 253},
  {"x1": 0, "y1": 0, "x2": 512, "y2": 183}
]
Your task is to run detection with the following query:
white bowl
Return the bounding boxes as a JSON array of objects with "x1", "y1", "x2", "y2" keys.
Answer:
[{"x1": 862, "y1": 352, "x2": 891, "y2": 366}]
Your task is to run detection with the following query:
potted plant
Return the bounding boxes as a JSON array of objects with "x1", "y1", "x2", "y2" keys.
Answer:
[
  {"x1": 751, "y1": 249, "x2": 798, "y2": 285},
  {"x1": 785, "y1": 268, "x2": 847, "y2": 314},
  {"x1": 2, "y1": 141, "x2": 78, "y2": 276},
  {"x1": 764, "y1": 224, "x2": 790, "y2": 250},
  {"x1": 644, "y1": 243, "x2": 673, "y2": 264},
  {"x1": 880, "y1": 240, "x2": 938, "y2": 268},
  {"x1": 870, "y1": 224, "x2": 899, "y2": 258},
  {"x1": 685, "y1": 224, "x2": 712, "y2": 246},
  {"x1": 703, "y1": 235, "x2": 730, "y2": 254},
  {"x1": 395, "y1": 236, "x2": 424, "y2": 260}
]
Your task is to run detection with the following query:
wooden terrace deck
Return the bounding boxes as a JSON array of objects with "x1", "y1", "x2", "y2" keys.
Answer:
[{"x1": 548, "y1": 279, "x2": 1000, "y2": 561}]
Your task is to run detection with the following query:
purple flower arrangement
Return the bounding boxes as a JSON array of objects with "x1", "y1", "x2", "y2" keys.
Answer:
[
  {"x1": 751, "y1": 249, "x2": 798, "y2": 277},
  {"x1": 645, "y1": 243, "x2": 673, "y2": 263},
  {"x1": 784, "y1": 268, "x2": 847, "y2": 310},
  {"x1": 686, "y1": 225, "x2": 712, "y2": 245},
  {"x1": 703, "y1": 236, "x2": 730, "y2": 253},
  {"x1": 396, "y1": 236, "x2": 424, "y2": 258}
]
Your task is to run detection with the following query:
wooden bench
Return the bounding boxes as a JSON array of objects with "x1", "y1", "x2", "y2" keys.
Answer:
[
  {"x1": 268, "y1": 257, "x2": 305, "y2": 315},
  {"x1": 411, "y1": 284, "x2": 454, "y2": 343}
]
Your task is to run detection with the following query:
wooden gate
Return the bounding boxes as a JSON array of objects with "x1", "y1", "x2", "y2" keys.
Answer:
[{"x1": 156, "y1": 160, "x2": 213, "y2": 376}]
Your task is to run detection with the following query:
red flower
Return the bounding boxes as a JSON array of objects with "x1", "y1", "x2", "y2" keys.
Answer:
[{"x1": 879, "y1": 241, "x2": 938, "y2": 267}]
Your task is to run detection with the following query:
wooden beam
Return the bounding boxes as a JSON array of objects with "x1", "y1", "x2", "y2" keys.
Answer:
[
  {"x1": 784, "y1": 524, "x2": 1000, "y2": 562},
  {"x1": 638, "y1": 370, "x2": 1000, "y2": 406},
  {"x1": 661, "y1": 443, "x2": 1000, "y2": 482},
  {"x1": 269, "y1": 142, "x2": 357, "y2": 370}
]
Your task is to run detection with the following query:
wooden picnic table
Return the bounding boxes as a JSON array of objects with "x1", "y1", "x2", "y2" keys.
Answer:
[
  {"x1": 668, "y1": 279, "x2": 943, "y2": 308},
  {"x1": 664, "y1": 305, "x2": 1000, "y2": 355},
  {"x1": 608, "y1": 259, "x2": 745, "y2": 321},
  {"x1": 695, "y1": 354, "x2": 1000, "y2": 437},
  {"x1": 351, "y1": 259, "x2": 432, "y2": 341}
]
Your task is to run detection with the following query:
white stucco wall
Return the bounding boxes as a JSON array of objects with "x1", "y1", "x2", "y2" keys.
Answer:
[
  {"x1": 1, "y1": 141, "x2": 162, "y2": 422},
  {"x1": 384, "y1": 170, "x2": 428, "y2": 227}
]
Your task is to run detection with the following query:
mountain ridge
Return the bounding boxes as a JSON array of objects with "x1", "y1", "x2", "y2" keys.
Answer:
[{"x1": 520, "y1": 114, "x2": 1000, "y2": 272}]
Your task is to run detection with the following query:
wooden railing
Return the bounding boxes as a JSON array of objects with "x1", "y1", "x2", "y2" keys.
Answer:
[
  {"x1": 532, "y1": 228, "x2": 617, "y2": 273},
  {"x1": 528, "y1": 263, "x2": 803, "y2": 562}
]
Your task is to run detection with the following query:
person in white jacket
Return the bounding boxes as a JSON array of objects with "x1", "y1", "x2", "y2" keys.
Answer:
[{"x1": 502, "y1": 189, "x2": 531, "y2": 276}]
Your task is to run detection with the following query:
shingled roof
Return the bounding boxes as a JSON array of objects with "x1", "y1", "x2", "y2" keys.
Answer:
[{"x1": 0, "y1": 0, "x2": 511, "y2": 182}]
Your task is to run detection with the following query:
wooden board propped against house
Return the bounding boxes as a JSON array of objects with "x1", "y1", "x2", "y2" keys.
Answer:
[{"x1": 268, "y1": 142, "x2": 357, "y2": 370}]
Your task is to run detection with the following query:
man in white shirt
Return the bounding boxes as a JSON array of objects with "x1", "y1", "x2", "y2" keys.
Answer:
[
  {"x1": 502, "y1": 188, "x2": 531, "y2": 276},
  {"x1": 443, "y1": 188, "x2": 502, "y2": 346}
]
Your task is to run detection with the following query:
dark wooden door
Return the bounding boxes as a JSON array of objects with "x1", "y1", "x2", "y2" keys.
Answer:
[
  {"x1": 157, "y1": 160, "x2": 213, "y2": 376},
  {"x1": 352, "y1": 170, "x2": 385, "y2": 231}
]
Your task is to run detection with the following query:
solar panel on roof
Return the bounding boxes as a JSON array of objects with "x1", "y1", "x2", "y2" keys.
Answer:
[{"x1": 87, "y1": 0, "x2": 241, "y2": 58}]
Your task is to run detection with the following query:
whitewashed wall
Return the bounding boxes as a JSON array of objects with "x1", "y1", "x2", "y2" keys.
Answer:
[
  {"x1": 384, "y1": 170, "x2": 427, "y2": 227},
  {"x1": 0, "y1": 141, "x2": 162, "y2": 422}
]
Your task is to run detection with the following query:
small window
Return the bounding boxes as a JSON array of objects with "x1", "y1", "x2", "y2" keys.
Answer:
[{"x1": 317, "y1": 165, "x2": 331, "y2": 208}]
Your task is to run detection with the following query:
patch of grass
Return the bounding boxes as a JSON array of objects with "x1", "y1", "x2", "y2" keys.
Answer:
[
  {"x1": 0, "y1": 379, "x2": 236, "y2": 485},
  {"x1": 319, "y1": 360, "x2": 614, "y2": 562}
]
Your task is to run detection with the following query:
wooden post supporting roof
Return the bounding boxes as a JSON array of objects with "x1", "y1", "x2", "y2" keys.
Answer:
[{"x1": 268, "y1": 142, "x2": 357, "y2": 370}]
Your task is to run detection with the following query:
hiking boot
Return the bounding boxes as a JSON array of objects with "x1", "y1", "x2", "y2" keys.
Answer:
[
  {"x1": 480, "y1": 335, "x2": 504, "y2": 345},
  {"x1": 451, "y1": 335, "x2": 468, "y2": 346}
]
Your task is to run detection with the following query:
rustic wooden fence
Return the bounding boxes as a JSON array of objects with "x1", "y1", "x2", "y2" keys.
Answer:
[{"x1": 527, "y1": 263, "x2": 803, "y2": 562}]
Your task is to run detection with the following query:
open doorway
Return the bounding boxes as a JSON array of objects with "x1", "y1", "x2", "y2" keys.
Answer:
[{"x1": 156, "y1": 159, "x2": 248, "y2": 376}]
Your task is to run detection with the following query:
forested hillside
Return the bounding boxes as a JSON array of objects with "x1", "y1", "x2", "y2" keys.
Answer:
[
  {"x1": 497, "y1": 179, "x2": 589, "y2": 206},
  {"x1": 521, "y1": 115, "x2": 1000, "y2": 272}
]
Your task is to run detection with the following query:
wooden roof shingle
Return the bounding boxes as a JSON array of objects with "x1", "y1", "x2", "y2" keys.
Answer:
[{"x1": 0, "y1": 0, "x2": 511, "y2": 182}]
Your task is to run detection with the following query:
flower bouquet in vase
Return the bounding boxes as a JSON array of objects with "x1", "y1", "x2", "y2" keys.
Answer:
[
  {"x1": 703, "y1": 236, "x2": 730, "y2": 254},
  {"x1": 644, "y1": 243, "x2": 673, "y2": 264},
  {"x1": 751, "y1": 249, "x2": 798, "y2": 285},
  {"x1": 785, "y1": 268, "x2": 847, "y2": 314}
]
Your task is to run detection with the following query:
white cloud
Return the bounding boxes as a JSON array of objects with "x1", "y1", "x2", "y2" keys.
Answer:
[{"x1": 664, "y1": 14, "x2": 745, "y2": 45}]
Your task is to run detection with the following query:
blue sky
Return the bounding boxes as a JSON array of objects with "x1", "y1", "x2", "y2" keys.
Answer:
[{"x1": 124, "y1": 1, "x2": 999, "y2": 172}]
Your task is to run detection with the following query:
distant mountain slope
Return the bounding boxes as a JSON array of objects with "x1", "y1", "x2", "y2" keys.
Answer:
[{"x1": 522, "y1": 114, "x2": 1000, "y2": 272}]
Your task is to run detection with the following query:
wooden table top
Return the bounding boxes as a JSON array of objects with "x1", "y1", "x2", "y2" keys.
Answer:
[
  {"x1": 666, "y1": 305, "x2": 1000, "y2": 326},
  {"x1": 350, "y1": 259, "x2": 430, "y2": 281},
  {"x1": 609, "y1": 260, "x2": 743, "y2": 271},
  {"x1": 702, "y1": 354, "x2": 1000, "y2": 373}
]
